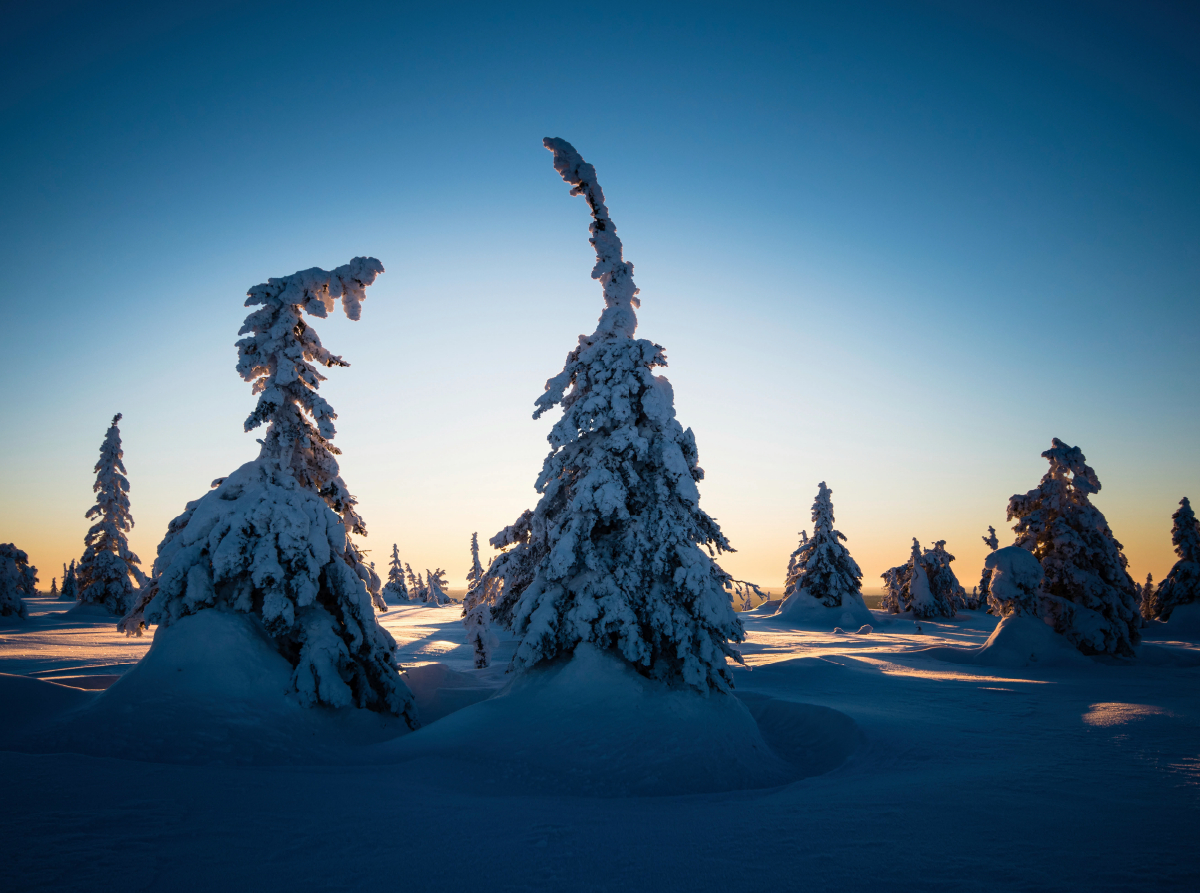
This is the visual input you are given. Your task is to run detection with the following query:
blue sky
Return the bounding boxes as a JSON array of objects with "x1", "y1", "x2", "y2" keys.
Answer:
[{"x1": 2, "y1": 0, "x2": 1197, "y2": 589}]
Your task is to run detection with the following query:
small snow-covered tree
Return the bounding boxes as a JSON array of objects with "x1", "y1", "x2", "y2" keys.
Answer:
[
  {"x1": 777, "y1": 482, "x2": 864, "y2": 615},
  {"x1": 425, "y1": 568, "x2": 449, "y2": 606},
  {"x1": 0, "y1": 544, "x2": 37, "y2": 618},
  {"x1": 382, "y1": 544, "x2": 410, "y2": 602},
  {"x1": 76, "y1": 414, "x2": 144, "y2": 614},
  {"x1": 1007, "y1": 438, "x2": 1140, "y2": 656},
  {"x1": 59, "y1": 560, "x2": 78, "y2": 601},
  {"x1": 785, "y1": 530, "x2": 809, "y2": 582},
  {"x1": 880, "y1": 539, "x2": 957, "y2": 618},
  {"x1": 466, "y1": 532, "x2": 484, "y2": 592},
  {"x1": 462, "y1": 531, "x2": 500, "y2": 665},
  {"x1": 476, "y1": 138, "x2": 746, "y2": 692},
  {"x1": 1149, "y1": 497, "x2": 1200, "y2": 621},
  {"x1": 49, "y1": 577, "x2": 58, "y2": 598},
  {"x1": 979, "y1": 525, "x2": 999, "y2": 611},
  {"x1": 1137, "y1": 573, "x2": 1154, "y2": 621},
  {"x1": 120, "y1": 258, "x2": 416, "y2": 723}
]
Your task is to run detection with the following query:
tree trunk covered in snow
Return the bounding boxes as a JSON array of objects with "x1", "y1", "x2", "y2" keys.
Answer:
[
  {"x1": 1006, "y1": 438, "x2": 1140, "y2": 657},
  {"x1": 480, "y1": 138, "x2": 745, "y2": 692},
  {"x1": 77, "y1": 414, "x2": 144, "y2": 614},
  {"x1": 121, "y1": 259, "x2": 417, "y2": 724}
]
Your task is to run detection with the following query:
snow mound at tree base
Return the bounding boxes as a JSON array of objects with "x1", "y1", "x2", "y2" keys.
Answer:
[
  {"x1": 1161, "y1": 603, "x2": 1200, "y2": 640},
  {"x1": 918, "y1": 615, "x2": 1090, "y2": 668},
  {"x1": 773, "y1": 592, "x2": 874, "y2": 630},
  {"x1": 66, "y1": 602, "x2": 121, "y2": 618},
  {"x1": 2, "y1": 610, "x2": 410, "y2": 765},
  {"x1": 382, "y1": 644, "x2": 858, "y2": 796}
]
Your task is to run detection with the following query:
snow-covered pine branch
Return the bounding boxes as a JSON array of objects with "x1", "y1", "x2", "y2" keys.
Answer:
[
  {"x1": 0, "y1": 543, "x2": 37, "y2": 618},
  {"x1": 481, "y1": 138, "x2": 745, "y2": 692},
  {"x1": 776, "y1": 482, "x2": 869, "y2": 625},
  {"x1": 1006, "y1": 438, "x2": 1140, "y2": 656},
  {"x1": 121, "y1": 258, "x2": 416, "y2": 723},
  {"x1": 382, "y1": 544, "x2": 410, "y2": 603},
  {"x1": 77, "y1": 414, "x2": 144, "y2": 614},
  {"x1": 1147, "y1": 497, "x2": 1200, "y2": 622}
]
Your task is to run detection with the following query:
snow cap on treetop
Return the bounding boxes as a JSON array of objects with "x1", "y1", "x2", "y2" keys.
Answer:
[{"x1": 543, "y1": 137, "x2": 640, "y2": 338}]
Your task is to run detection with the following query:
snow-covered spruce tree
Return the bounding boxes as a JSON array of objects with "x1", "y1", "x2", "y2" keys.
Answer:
[
  {"x1": 59, "y1": 560, "x2": 78, "y2": 601},
  {"x1": 49, "y1": 577, "x2": 58, "y2": 598},
  {"x1": 478, "y1": 138, "x2": 745, "y2": 692},
  {"x1": 466, "y1": 532, "x2": 484, "y2": 593},
  {"x1": 124, "y1": 258, "x2": 416, "y2": 723},
  {"x1": 76, "y1": 414, "x2": 144, "y2": 614},
  {"x1": 1150, "y1": 497, "x2": 1200, "y2": 621},
  {"x1": 924, "y1": 540, "x2": 968, "y2": 612},
  {"x1": 382, "y1": 544, "x2": 410, "y2": 603},
  {"x1": 425, "y1": 568, "x2": 449, "y2": 606},
  {"x1": 979, "y1": 525, "x2": 999, "y2": 611},
  {"x1": 1007, "y1": 438, "x2": 1140, "y2": 656},
  {"x1": 1137, "y1": 573, "x2": 1154, "y2": 621},
  {"x1": 785, "y1": 530, "x2": 809, "y2": 583},
  {"x1": 462, "y1": 531, "x2": 499, "y2": 665},
  {"x1": 776, "y1": 482, "x2": 866, "y2": 619},
  {"x1": 0, "y1": 543, "x2": 37, "y2": 618},
  {"x1": 879, "y1": 539, "x2": 957, "y2": 618}
]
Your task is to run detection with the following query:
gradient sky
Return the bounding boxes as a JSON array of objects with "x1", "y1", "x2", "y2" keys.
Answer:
[{"x1": 2, "y1": 0, "x2": 1197, "y2": 594}]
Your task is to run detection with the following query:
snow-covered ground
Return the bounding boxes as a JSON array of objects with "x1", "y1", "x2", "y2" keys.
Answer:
[{"x1": 3, "y1": 597, "x2": 1199, "y2": 891}]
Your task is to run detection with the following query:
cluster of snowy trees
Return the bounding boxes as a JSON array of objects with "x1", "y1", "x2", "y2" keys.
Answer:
[
  {"x1": 379, "y1": 543, "x2": 453, "y2": 607},
  {"x1": 880, "y1": 539, "x2": 970, "y2": 619}
]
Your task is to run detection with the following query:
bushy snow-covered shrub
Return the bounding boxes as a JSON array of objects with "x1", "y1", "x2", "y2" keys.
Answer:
[
  {"x1": 0, "y1": 543, "x2": 37, "y2": 618},
  {"x1": 880, "y1": 539, "x2": 959, "y2": 619},
  {"x1": 1148, "y1": 498, "x2": 1200, "y2": 622},
  {"x1": 1007, "y1": 438, "x2": 1140, "y2": 657},
  {"x1": 777, "y1": 482, "x2": 864, "y2": 615},
  {"x1": 382, "y1": 544, "x2": 410, "y2": 603},
  {"x1": 120, "y1": 258, "x2": 416, "y2": 723},
  {"x1": 477, "y1": 138, "x2": 745, "y2": 692},
  {"x1": 77, "y1": 414, "x2": 144, "y2": 614}
]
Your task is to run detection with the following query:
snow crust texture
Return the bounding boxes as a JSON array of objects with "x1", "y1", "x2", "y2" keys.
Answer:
[
  {"x1": 1007, "y1": 438, "x2": 1140, "y2": 656},
  {"x1": 481, "y1": 139, "x2": 745, "y2": 692},
  {"x1": 76, "y1": 414, "x2": 143, "y2": 615}
]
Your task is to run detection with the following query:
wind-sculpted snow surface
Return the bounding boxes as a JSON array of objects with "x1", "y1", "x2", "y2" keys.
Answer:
[
  {"x1": 1007, "y1": 439, "x2": 1140, "y2": 657},
  {"x1": 1148, "y1": 497, "x2": 1200, "y2": 623},
  {"x1": 76, "y1": 414, "x2": 143, "y2": 614},
  {"x1": 0, "y1": 544, "x2": 36, "y2": 619},
  {"x1": 482, "y1": 139, "x2": 745, "y2": 692},
  {"x1": 776, "y1": 483, "x2": 871, "y2": 628},
  {"x1": 121, "y1": 259, "x2": 416, "y2": 723}
]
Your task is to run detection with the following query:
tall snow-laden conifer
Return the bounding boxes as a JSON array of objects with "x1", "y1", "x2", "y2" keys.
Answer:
[
  {"x1": 77, "y1": 414, "x2": 144, "y2": 614},
  {"x1": 60, "y1": 560, "x2": 78, "y2": 601},
  {"x1": 382, "y1": 544, "x2": 410, "y2": 603},
  {"x1": 480, "y1": 138, "x2": 745, "y2": 692},
  {"x1": 776, "y1": 482, "x2": 866, "y2": 619},
  {"x1": 978, "y1": 525, "x2": 999, "y2": 611},
  {"x1": 1007, "y1": 438, "x2": 1139, "y2": 656},
  {"x1": 1149, "y1": 497, "x2": 1200, "y2": 621},
  {"x1": 0, "y1": 544, "x2": 37, "y2": 618},
  {"x1": 122, "y1": 258, "x2": 416, "y2": 723}
]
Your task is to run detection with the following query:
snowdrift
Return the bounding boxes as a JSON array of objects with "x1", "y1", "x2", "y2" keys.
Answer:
[
  {"x1": 774, "y1": 591, "x2": 874, "y2": 630},
  {"x1": 1160, "y1": 602, "x2": 1200, "y2": 640},
  {"x1": 918, "y1": 614, "x2": 1089, "y2": 668},
  {"x1": 380, "y1": 643, "x2": 860, "y2": 796},
  {"x1": 2, "y1": 610, "x2": 409, "y2": 764}
]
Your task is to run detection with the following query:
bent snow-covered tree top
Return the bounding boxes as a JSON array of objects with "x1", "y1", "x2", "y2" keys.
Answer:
[
  {"x1": 77, "y1": 414, "x2": 144, "y2": 614},
  {"x1": 1007, "y1": 438, "x2": 1139, "y2": 656},
  {"x1": 124, "y1": 259, "x2": 416, "y2": 723},
  {"x1": 482, "y1": 138, "x2": 745, "y2": 692}
]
